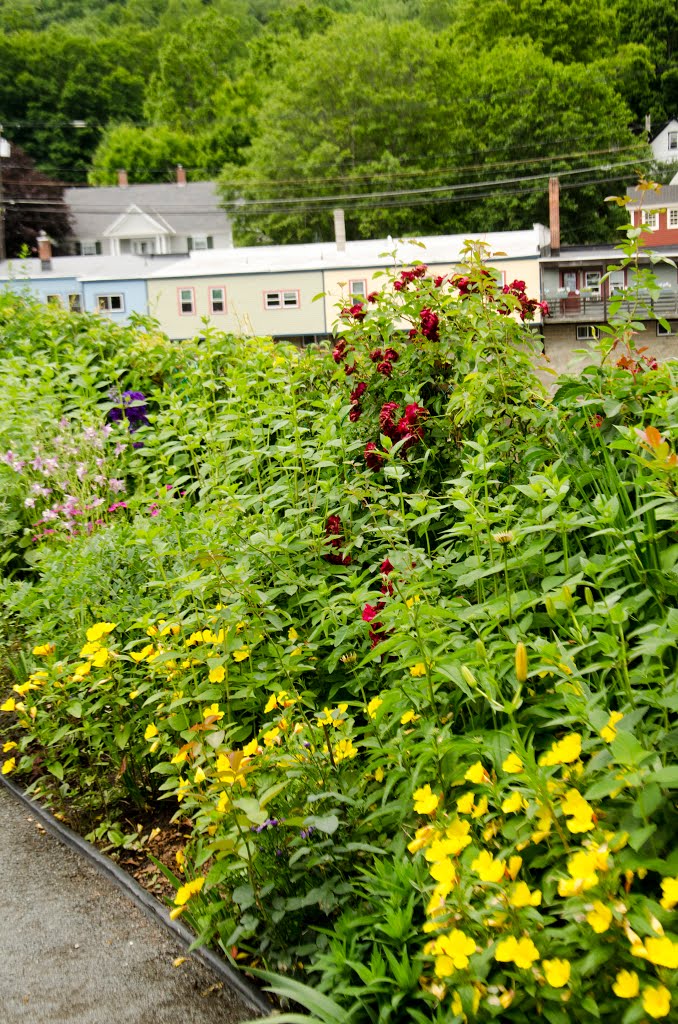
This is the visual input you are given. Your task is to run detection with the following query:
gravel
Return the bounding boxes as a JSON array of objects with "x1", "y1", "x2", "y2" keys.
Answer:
[{"x1": 0, "y1": 785, "x2": 264, "y2": 1024}]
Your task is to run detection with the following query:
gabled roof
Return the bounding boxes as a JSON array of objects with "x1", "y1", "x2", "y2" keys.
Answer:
[
  {"x1": 64, "y1": 181, "x2": 232, "y2": 242},
  {"x1": 103, "y1": 205, "x2": 175, "y2": 238}
]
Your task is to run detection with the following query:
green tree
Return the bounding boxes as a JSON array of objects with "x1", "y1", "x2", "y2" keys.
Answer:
[{"x1": 221, "y1": 22, "x2": 644, "y2": 245}]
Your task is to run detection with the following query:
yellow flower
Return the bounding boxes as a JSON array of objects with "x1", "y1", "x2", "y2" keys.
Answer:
[
  {"x1": 464, "y1": 761, "x2": 488, "y2": 785},
  {"x1": 410, "y1": 663, "x2": 427, "y2": 677},
  {"x1": 612, "y1": 970, "x2": 639, "y2": 998},
  {"x1": 407, "y1": 825, "x2": 435, "y2": 854},
  {"x1": 242, "y1": 739, "x2": 259, "y2": 757},
  {"x1": 508, "y1": 882, "x2": 541, "y2": 907},
  {"x1": 586, "y1": 900, "x2": 612, "y2": 933},
  {"x1": 405, "y1": 595, "x2": 420, "y2": 608},
  {"x1": 495, "y1": 936, "x2": 540, "y2": 969},
  {"x1": 334, "y1": 738, "x2": 358, "y2": 762},
  {"x1": 557, "y1": 849, "x2": 599, "y2": 896},
  {"x1": 3, "y1": 741, "x2": 17, "y2": 752},
  {"x1": 86, "y1": 621, "x2": 117, "y2": 643},
  {"x1": 660, "y1": 876, "x2": 678, "y2": 911},
  {"x1": 502, "y1": 752, "x2": 523, "y2": 774},
  {"x1": 600, "y1": 710, "x2": 623, "y2": 743},
  {"x1": 413, "y1": 784, "x2": 441, "y2": 815},
  {"x1": 263, "y1": 727, "x2": 280, "y2": 747},
  {"x1": 176, "y1": 777, "x2": 190, "y2": 802},
  {"x1": 194, "y1": 766, "x2": 206, "y2": 784},
  {"x1": 430, "y1": 857, "x2": 457, "y2": 887},
  {"x1": 1, "y1": 698, "x2": 16, "y2": 712},
  {"x1": 374, "y1": 766, "x2": 384, "y2": 782},
  {"x1": 502, "y1": 792, "x2": 527, "y2": 814},
  {"x1": 288, "y1": 627, "x2": 299, "y2": 642},
  {"x1": 401, "y1": 709, "x2": 420, "y2": 725},
  {"x1": 217, "y1": 791, "x2": 231, "y2": 812},
  {"x1": 631, "y1": 936, "x2": 678, "y2": 969},
  {"x1": 539, "y1": 733, "x2": 581, "y2": 767},
  {"x1": 208, "y1": 665, "x2": 225, "y2": 683},
  {"x1": 174, "y1": 876, "x2": 205, "y2": 906},
  {"x1": 90, "y1": 647, "x2": 109, "y2": 668},
  {"x1": 2, "y1": 758, "x2": 16, "y2": 775},
  {"x1": 542, "y1": 959, "x2": 570, "y2": 988},
  {"x1": 203, "y1": 703, "x2": 224, "y2": 721},
  {"x1": 428, "y1": 929, "x2": 476, "y2": 976},
  {"x1": 32, "y1": 642, "x2": 55, "y2": 656},
  {"x1": 471, "y1": 795, "x2": 488, "y2": 818},
  {"x1": 144, "y1": 723, "x2": 159, "y2": 740},
  {"x1": 79, "y1": 640, "x2": 101, "y2": 658},
  {"x1": 642, "y1": 985, "x2": 672, "y2": 1019},
  {"x1": 561, "y1": 789, "x2": 595, "y2": 833},
  {"x1": 130, "y1": 644, "x2": 155, "y2": 663},
  {"x1": 171, "y1": 749, "x2": 187, "y2": 765},
  {"x1": 456, "y1": 792, "x2": 475, "y2": 815},
  {"x1": 507, "y1": 855, "x2": 522, "y2": 880},
  {"x1": 232, "y1": 647, "x2": 250, "y2": 662},
  {"x1": 471, "y1": 850, "x2": 504, "y2": 883},
  {"x1": 367, "y1": 695, "x2": 383, "y2": 719}
]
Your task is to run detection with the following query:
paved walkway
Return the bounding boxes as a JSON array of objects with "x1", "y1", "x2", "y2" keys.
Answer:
[{"x1": 0, "y1": 785, "x2": 259, "y2": 1024}]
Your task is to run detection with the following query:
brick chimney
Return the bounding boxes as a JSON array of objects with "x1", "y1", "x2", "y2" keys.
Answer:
[
  {"x1": 117, "y1": 168, "x2": 128, "y2": 188},
  {"x1": 176, "y1": 164, "x2": 187, "y2": 187},
  {"x1": 36, "y1": 230, "x2": 52, "y2": 271},
  {"x1": 548, "y1": 176, "x2": 560, "y2": 255},
  {"x1": 333, "y1": 208, "x2": 346, "y2": 252}
]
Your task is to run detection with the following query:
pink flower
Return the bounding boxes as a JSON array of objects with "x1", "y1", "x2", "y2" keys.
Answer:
[{"x1": 362, "y1": 601, "x2": 384, "y2": 623}]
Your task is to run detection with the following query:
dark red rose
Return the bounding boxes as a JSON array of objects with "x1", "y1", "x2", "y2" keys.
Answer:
[
  {"x1": 349, "y1": 302, "x2": 366, "y2": 321},
  {"x1": 362, "y1": 601, "x2": 384, "y2": 623},
  {"x1": 344, "y1": 363, "x2": 357, "y2": 376},
  {"x1": 369, "y1": 349, "x2": 383, "y2": 363},
  {"x1": 364, "y1": 442, "x2": 385, "y2": 470},
  {"x1": 350, "y1": 382, "x2": 367, "y2": 403},
  {"x1": 377, "y1": 361, "x2": 393, "y2": 376},
  {"x1": 367, "y1": 291, "x2": 379, "y2": 303},
  {"x1": 332, "y1": 347, "x2": 346, "y2": 364},
  {"x1": 349, "y1": 404, "x2": 362, "y2": 422},
  {"x1": 379, "y1": 402, "x2": 400, "y2": 438},
  {"x1": 380, "y1": 558, "x2": 394, "y2": 574},
  {"x1": 383, "y1": 348, "x2": 399, "y2": 362},
  {"x1": 434, "y1": 275, "x2": 445, "y2": 287}
]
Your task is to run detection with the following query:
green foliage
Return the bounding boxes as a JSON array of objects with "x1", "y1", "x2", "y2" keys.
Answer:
[{"x1": 1, "y1": 217, "x2": 677, "y2": 1021}]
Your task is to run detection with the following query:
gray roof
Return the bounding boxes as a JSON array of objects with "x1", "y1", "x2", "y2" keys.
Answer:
[
  {"x1": 540, "y1": 242, "x2": 678, "y2": 264},
  {"x1": 628, "y1": 184, "x2": 678, "y2": 206},
  {"x1": 0, "y1": 254, "x2": 185, "y2": 282},
  {"x1": 64, "y1": 181, "x2": 232, "y2": 240},
  {"x1": 149, "y1": 226, "x2": 549, "y2": 280}
]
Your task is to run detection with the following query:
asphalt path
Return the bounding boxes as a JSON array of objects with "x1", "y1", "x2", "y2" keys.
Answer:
[{"x1": 0, "y1": 785, "x2": 259, "y2": 1024}]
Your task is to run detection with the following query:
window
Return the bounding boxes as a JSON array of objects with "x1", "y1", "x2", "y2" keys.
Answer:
[
  {"x1": 68, "y1": 294, "x2": 82, "y2": 312},
  {"x1": 188, "y1": 236, "x2": 213, "y2": 251},
  {"x1": 657, "y1": 321, "x2": 677, "y2": 336},
  {"x1": 46, "y1": 294, "x2": 61, "y2": 307},
  {"x1": 669, "y1": 131, "x2": 678, "y2": 150},
  {"x1": 607, "y1": 269, "x2": 625, "y2": 295},
  {"x1": 642, "y1": 210, "x2": 659, "y2": 230},
  {"x1": 264, "y1": 290, "x2": 300, "y2": 309},
  {"x1": 178, "y1": 288, "x2": 195, "y2": 314},
  {"x1": 349, "y1": 279, "x2": 367, "y2": 299},
  {"x1": 583, "y1": 271, "x2": 602, "y2": 295},
  {"x1": 209, "y1": 286, "x2": 226, "y2": 314},
  {"x1": 562, "y1": 271, "x2": 578, "y2": 293},
  {"x1": 669, "y1": 209, "x2": 678, "y2": 228},
  {"x1": 97, "y1": 294, "x2": 124, "y2": 312},
  {"x1": 576, "y1": 325, "x2": 598, "y2": 341},
  {"x1": 80, "y1": 240, "x2": 101, "y2": 256}
]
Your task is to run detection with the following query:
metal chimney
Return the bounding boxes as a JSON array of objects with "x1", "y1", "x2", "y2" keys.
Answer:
[{"x1": 333, "y1": 208, "x2": 346, "y2": 252}]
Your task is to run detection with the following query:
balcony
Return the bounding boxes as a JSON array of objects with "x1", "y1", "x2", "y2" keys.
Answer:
[{"x1": 544, "y1": 290, "x2": 678, "y2": 323}]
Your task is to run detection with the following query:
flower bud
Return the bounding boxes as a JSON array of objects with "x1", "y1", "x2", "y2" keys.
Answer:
[
  {"x1": 461, "y1": 665, "x2": 477, "y2": 689},
  {"x1": 585, "y1": 587, "x2": 594, "y2": 610},
  {"x1": 545, "y1": 596, "x2": 556, "y2": 618},
  {"x1": 515, "y1": 642, "x2": 528, "y2": 683}
]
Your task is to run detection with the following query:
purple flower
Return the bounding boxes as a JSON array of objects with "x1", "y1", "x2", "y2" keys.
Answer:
[
  {"x1": 108, "y1": 478, "x2": 126, "y2": 493},
  {"x1": 76, "y1": 463, "x2": 88, "y2": 481},
  {"x1": 108, "y1": 391, "x2": 149, "y2": 428}
]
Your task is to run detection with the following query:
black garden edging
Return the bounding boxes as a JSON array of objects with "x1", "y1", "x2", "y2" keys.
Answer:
[{"x1": 0, "y1": 774, "x2": 272, "y2": 1018}]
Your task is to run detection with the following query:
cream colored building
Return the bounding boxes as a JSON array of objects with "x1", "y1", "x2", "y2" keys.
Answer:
[{"x1": 148, "y1": 226, "x2": 549, "y2": 341}]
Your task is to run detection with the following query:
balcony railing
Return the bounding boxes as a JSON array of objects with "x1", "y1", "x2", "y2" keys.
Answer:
[{"x1": 544, "y1": 291, "x2": 678, "y2": 322}]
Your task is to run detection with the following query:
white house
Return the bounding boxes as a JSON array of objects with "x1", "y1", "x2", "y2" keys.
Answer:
[
  {"x1": 64, "y1": 167, "x2": 233, "y2": 257},
  {"x1": 651, "y1": 119, "x2": 678, "y2": 164}
]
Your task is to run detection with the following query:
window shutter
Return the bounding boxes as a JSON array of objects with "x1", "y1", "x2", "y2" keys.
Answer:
[
  {"x1": 187, "y1": 237, "x2": 193, "y2": 251},
  {"x1": 95, "y1": 241, "x2": 102, "y2": 255},
  {"x1": 207, "y1": 236, "x2": 213, "y2": 249}
]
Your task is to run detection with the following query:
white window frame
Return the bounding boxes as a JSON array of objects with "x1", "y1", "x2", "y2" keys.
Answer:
[
  {"x1": 178, "y1": 287, "x2": 195, "y2": 315},
  {"x1": 642, "y1": 210, "x2": 659, "y2": 230},
  {"x1": 668, "y1": 131, "x2": 678, "y2": 151},
  {"x1": 576, "y1": 325, "x2": 598, "y2": 341},
  {"x1": 348, "y1": 279, "x2": 367, "y2": 299},
  {"x1": 264, "y1": 289, "x2": 300, "y2": 310},
  {"x1": 668, "y1": 208, "x2": 678, "y2": 229},
  {"x1": 657, "y1": 321, "x2": 677, "y2": 336},
  {"x1": 583, "y1": 271, "x2": 602, "y2": 295},
  {"x1": 607, "y1": 269, "x2": 626, "y2": 295},
  {"x1": 80, "y1": 240, "x2": 99, "y2": 256},
  {"x1": 96, "y1": 294, "x2": 124, "y2": 313},
  {"x1": 209, "y1": 286, "x2": 226, "y2": 314}
]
